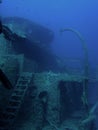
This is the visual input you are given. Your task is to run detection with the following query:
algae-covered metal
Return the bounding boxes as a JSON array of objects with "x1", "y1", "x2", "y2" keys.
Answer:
[{"x1": 2, "y1": 17, "x2": 54, "y2": 46}]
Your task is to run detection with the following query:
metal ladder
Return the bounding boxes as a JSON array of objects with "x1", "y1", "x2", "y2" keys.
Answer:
[{"x1": 0, "y1": 72, "x2": 32, "y2": 130}]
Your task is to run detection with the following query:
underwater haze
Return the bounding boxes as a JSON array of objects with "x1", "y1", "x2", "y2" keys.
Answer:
[
  {"x1": 1, "y1": 0, "x2": 98, "y2": 129},
  {"x1": 1, "y1": 0, "x2": 98, "y2": 67}
]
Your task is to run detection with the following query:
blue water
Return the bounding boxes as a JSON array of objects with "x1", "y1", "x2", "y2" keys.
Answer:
[
  {"x1": 1, "y1": 0, "x2": 98, "y2": 65},
  {"x1": 1, "y1": 0, "x2": 98, "y2": 128}
]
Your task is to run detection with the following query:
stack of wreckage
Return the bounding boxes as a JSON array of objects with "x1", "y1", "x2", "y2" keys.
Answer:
[{"x1": 0, "y1": 17, "x2": 96, "y2": 130}]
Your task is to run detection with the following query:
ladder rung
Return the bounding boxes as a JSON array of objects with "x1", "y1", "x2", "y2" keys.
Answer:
[
  {"x1": 11, "y1": 93, "x2": 24, "y2": 97},
  {"x1": 16, "y1": 85, "x2": 28, "y2": 89},
  {"x1": 14, "y1": 89, "x2": 25, "y2": 92},
  {"x1": 3, "y1": 112, "x2": 16, "y2": 118},
  {"x1": 6, "y1": 106, "x2": 20, "y2": 110},
  {"x1": 21, "y1": 72, "x2": 32, "y2": 76},
  {"x1": 18, "y1": 80, "x2": 29, "y2": 84},
  {"x1": 5, "y1": 106, "x2": 20, "y2": 113},
  {"x1": 0, "y1": 112, "x2": 15, "y2": 119},
  {"x1": 6, "y1": 107, "x2": 18, "y2": 113},
  {"x1": 19, "y1": 76, "x2": 31, "y2": 80},
  {"x1": 10, "y1": 96, "x2": 22, "y2": 101},
  {"x1": 8, "y1": 101, "x2": 21, "y2": 107},
  {"x1": 13, "y1": 90, "x2": 24, "y2": 95}
]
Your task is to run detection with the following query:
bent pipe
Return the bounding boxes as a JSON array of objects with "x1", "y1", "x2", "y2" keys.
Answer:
[
  {"x1": 60, "y1": 28, "x2": 89, "y2": 110},
  {"x1": 60, "y1": 28, "x2": 89, "y2": 78}
]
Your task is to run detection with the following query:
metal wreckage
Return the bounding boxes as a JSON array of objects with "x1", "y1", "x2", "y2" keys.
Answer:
[{"x1": 0, "y1": 17, "x2": 97, "y2": 130}]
